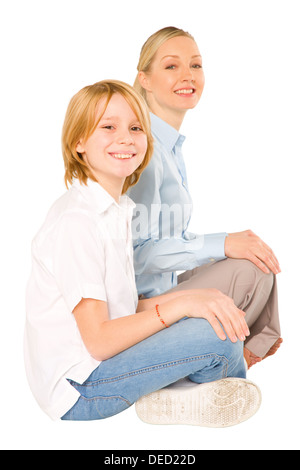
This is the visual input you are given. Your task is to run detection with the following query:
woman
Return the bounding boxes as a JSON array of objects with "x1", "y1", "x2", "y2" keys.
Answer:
[
  {"x1": 129, "y1": 27, "x2": 282, "y2": 368},
  {"x1": 24, "y1": 79, "x2": 261, "y2": 426}
]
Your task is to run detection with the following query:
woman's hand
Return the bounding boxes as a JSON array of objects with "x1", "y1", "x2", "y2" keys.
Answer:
[
  {"x1": 225, "y1": 230, "x2": 281, "y2": 275},
  {"x1": 180, "y1": 289, "x2": 250, "y2": 343}
]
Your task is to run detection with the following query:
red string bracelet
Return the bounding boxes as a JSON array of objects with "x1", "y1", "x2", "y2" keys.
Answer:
[{"x1": 155, "y1": 304, "x2": 169, "y2": 328}]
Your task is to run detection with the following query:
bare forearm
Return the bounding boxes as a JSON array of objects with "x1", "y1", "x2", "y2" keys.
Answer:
[
  {"x1": 89, "y1": 299, "x2": 184, "y2": 361},
  {"x1": 75, "y1": 287, "x2": 250, "y2": 364},
  {"x1": 136, "y1": 289, "x2": 195, "y2": 313}
]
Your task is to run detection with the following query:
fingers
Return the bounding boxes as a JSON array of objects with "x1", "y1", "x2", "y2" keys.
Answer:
[
  {"x1": 259, "y1": 245, "x2": 281, "y2": 275},
  {"x1": 206, "y1": 310, "x2": 248, "y2": 343},
  {"x1": 247, "y1": 241, "x2": 281, "y2": 275},
  {"x1": 188, "y1": 289, "x2": 250, "y2": 344},
  {"x1": 247, "y1": 253, "x2": 271, "y2": 274},
  {"x1": 225, "y1": 230, "x2": 281, "y2": 275},
  {"x1": 214, "y1": 306, "x2": 249, "y2": 343},
  {"x1": 206, "y1": 314, "x2": 227, "y2": 341},
  {"x1": 201, "y1": 291, "x2": 250, "y2": 343}
]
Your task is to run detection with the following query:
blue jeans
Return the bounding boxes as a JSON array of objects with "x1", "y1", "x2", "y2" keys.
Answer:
[{"x1": 61, "y1": 318, "x2": 246, "y2": 421}]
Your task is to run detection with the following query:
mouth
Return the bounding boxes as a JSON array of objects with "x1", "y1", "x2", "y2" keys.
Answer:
[
  {"x1": 174, "y1": 88, "x2": 196, "y2": 96},
  {"x1": 109, "y1": 153, "x2": 136, "y2": 160}
]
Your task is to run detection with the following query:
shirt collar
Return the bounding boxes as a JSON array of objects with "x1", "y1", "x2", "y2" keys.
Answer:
[
  {"x1": 72, "y1": 179, "x2": 135, "y2": 215},
  {"x1": 150, "y1": 113, "x2": 185, "y2": 152}
]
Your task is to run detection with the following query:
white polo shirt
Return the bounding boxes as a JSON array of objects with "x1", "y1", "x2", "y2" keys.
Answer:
[{"x1": 24, "y1": 179, "x2": 138, "y2": 420}]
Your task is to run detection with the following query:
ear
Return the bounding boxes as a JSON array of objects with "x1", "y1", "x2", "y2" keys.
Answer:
[
  {"x1": 138, "y1": 71, "x2": 152, "y2": 92},
  {"x1": 76, "y1": 140, "x2": 85, "y2": 154}
]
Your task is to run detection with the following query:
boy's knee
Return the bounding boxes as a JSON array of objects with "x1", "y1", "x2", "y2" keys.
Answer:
[{"x1": 222, "y1": 336, "x2": 244, "y2": 360}]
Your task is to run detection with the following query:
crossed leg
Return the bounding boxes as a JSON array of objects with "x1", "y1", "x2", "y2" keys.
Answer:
[{"x1": 171, "y1": 258, "x2": 282, "y2": 368}]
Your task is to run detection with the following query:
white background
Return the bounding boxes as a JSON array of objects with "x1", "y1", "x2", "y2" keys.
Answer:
[{"x1": 1, "y1": 0, "x2": 299, "y2": 450}]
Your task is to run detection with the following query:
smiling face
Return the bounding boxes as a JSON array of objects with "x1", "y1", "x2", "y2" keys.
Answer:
[
  {"x1": 139, "y1": 36, "x2": 205, "y2": 129},
  {"x1": 76, "y1": 93, "x2": 148, "y2": 200}
]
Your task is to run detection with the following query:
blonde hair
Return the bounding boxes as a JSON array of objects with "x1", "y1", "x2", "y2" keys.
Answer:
[
  {"x1": 133, "y1": 26, "x2": 195, "y2": 100},
  {"x1": 62, "y1": 80, "x2": 153, "y2": 193}
]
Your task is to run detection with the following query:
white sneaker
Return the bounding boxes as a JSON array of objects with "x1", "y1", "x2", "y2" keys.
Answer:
[{"x1": 135, "y1": 378, "x2": 262, "y2": 428}]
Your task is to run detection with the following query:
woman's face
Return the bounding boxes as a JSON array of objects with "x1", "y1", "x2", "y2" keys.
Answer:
[
  {"x1": 76, "y1": 93, "x2": 148, "y2": 198},
  {"x1": 140, "y1": 36, "x2": 205, "y2": 127}
]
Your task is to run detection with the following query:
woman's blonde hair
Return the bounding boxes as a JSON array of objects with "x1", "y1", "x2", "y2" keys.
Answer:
[
  {"x1": 62, "y1": 79, "x2": 153, "y2": 193},
  {"x1": 133, "y1": 26, "x2": 195, "y2": 100}
]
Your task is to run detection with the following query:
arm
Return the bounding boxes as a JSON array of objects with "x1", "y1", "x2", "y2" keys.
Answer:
[
  {"x1": 73, "y1": 297, "x2": 181, "y2": 361},
  {"x1": 133, "y1": 234, "x2": 227, "y2": 275},
  {"x1": 136, "y1": 288, "x2": 197, "y2": 312},
  {"x1": 73, "y1": 288, "x2": 250, "y2": 362},
  {"x1": 129, "y1": 146, "x2": 227, "y2": 275}
]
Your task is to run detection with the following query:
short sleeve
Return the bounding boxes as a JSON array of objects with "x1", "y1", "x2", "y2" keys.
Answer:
[{"x1": 53, "y1": 212, "x2": 107, "y2": 312}]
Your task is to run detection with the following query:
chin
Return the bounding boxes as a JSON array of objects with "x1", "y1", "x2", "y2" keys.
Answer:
[{"x1": 173, "y1": 99, "x2": 200, "y2": 112}]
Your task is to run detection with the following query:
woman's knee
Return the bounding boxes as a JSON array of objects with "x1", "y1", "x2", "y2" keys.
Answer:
[{"x1": 230, "y1": 259, "x2": 274, "y2": 297}]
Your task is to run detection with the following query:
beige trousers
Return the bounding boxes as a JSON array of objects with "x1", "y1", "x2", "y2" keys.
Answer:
[{"x1": 169, "y1": 258, "x2": 281, "y2": 358}]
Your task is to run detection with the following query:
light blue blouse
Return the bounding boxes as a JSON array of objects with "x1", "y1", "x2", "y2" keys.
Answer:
[{"x1": 128, "y1": 113, "x2": 227, "y2": 298}]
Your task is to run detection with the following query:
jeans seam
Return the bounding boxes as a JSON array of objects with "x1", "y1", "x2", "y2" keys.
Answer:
[
  {"x1": 81, "y1": 353, "x2": 228, "y2": 387},
  {"x1": 78, "y1": 395, "x2": 132, "y2": 406}
]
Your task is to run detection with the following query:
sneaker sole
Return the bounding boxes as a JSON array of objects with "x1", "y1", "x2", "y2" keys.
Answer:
[{"x1": 135, "y1": 378, "x2": 262, "y2": 428}]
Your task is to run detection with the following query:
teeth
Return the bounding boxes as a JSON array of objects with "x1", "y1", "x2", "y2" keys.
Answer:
[
  {"x1": 175, "y1": 89, "x2": 194, "y2": 95},
  {"x1": 111, "y1": 154, "x2": 134, "y2": 159}
]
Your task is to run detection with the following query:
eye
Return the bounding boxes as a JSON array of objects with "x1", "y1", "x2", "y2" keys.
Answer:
[
  {"x1": 192, "y1": 64, "x2": 202, "y2": 69},
  {"x1": 102, "y1": 125, "x2": 115, "y2": 130},
  {"x1": 165, "y1": 65, "x2": 176, "y2": 70},
  {"x1": 131, "y1": 126, "x2": 144, "y2": 132}
]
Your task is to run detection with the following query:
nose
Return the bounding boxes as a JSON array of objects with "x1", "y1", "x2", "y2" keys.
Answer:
[
  {"x1": 181, "y1": 65, "x2": 194, "y2": 82},
  {"x1": 116, "y1": 128, "x2": 134, "y2": 145}
]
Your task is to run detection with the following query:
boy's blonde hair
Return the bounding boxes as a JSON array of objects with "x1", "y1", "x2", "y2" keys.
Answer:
[
  {"x1": 133, "y1": 26, "x2": 195, "y2": 101},
  {"x1": 62, "y1": 80, "x2": 153, "y2": 193}
]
